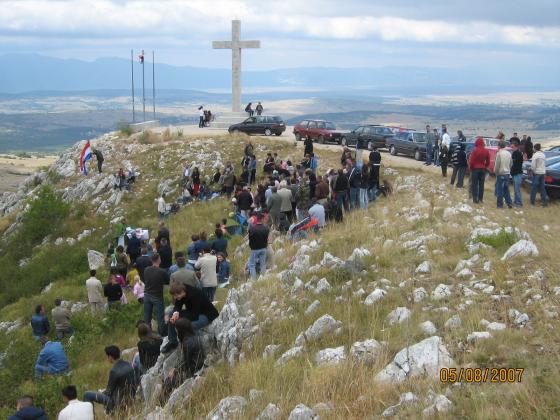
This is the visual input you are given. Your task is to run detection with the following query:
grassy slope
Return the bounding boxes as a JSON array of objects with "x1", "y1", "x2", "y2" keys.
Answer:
[{"x1": 1, "y1": 132, "x2": 559, "y2": 419}]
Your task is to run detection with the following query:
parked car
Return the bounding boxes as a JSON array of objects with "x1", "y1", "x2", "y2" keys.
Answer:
[
  {"x1": 523, "y1": 156, "x2": 560, "y2": 198},
  {"x1": 229, "y1": 116, "x2": 286, "y2": 136},
  {"x1": 293, "y1": 120, "x2": 348, "y2": 144},
  {"x1": 547, "y1": 145, "x2": 560, "y2": 152},
  {"x1": 388, "y1": 131, "x2": 427, "y2": 161},
  {"x1": 340, "y1": 125, "x2": 394, "y2": 150},
  {"x1": 449, "y1": 136, "x2": 516, "y2": 175}
]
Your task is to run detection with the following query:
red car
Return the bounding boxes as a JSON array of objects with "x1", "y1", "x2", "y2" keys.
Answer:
[{"x1": 293, "y1": 119, "x2": 348, "y2": 144}]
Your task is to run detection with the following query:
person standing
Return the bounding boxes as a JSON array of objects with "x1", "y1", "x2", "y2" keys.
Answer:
[
  {"x1": 510, "y1": 140, "x2": 524, "y2": 207},
  {"x1": 57, "y1": 385, "x2": 94, "y2": 420},
  {"x1": 158, "y1": 238, "x2": 173, "y2": 271},
  {"x1": 135, "y1": 246, "x2": 152, "y2": 280},
  {"x1": 348, "y1": 162, "x2": 361, "y2": 210},
  {"x1": 248, "y1": 213, "x2": 269, "y2": 279},
  {"x1": 525, "y1": 136, "x2": 534, "y2": 159},
  {"x1": 530, "y1": 143, "x2": 548, "y2": 207},
  {"x1": 441, "y1": 127, "x2": 451, "y2": 149},
  {"x1": 86, "y1": 270, "x2": 104, "y2": 314},
  {"x1": 424, "y1": 125, "x2": 433, "y2": 165},
  {"x1": 439, "y1": 144, "x2": 449, "y2": 177},
  {"x1": 237, "y1": 186, "x2": 253, "y2": 219},
  {"x1": 355, "y1": 135, "x2": 366, "y2": 170},
  {"x1": 468, "y1": 137, "x2": 490, "y2": 204},
  {"x1": 194, "y1": 248, "x2": 218, "y2": 302},
  {"x1": 83, "y1": 346, "x2": 136, "y2": 414},
  {"x1": 198, "y1": 106, "x2": 204, "y2": 128},
  {"x1": 455, "y1": 143, "x2": 468, "y2": 188},
  {"x1": 368, "y1": 147, "x2": 381, "y2": 189},
  {"x1": 359, "y1": 164, "x2": 369, "y2": 209},
  {"x1": 295, "y1": 175, "x2": 311, "y2": 221},
  {"x1": 493, "y1": 140, "x2": 513, "y2": 208},
  {"x1": 35, "y1": 336, "x2": 69, "y2": 379},
  {"x1": 249, "y1": 155, "x2": 257, "y2": 185},
  {"x1": 143, "y1": 253, "x2": 170, "y2": 335},
  {"x1": 51, "y1": 299, "x2": 73, "y2": 340},
  {"x1": 255, "y1": 102, "x2": 264, "y2": 116},
  {"x1": 104, "y1": 274, "x2": 123, "y2": 310},
  {"x1": 278, "y1": 181, "x2": 293, "y2": 222},
  {"x1": 266, "y1": 187, "x2": 283, "y2": 229},
  {"x1": 457, "y1": 130, "x2": 467, "y2": 143},
  {"x1": 31, "y1": 305, "x2": 50, "y2": 341},
  {"x1": 334, "y1": 168, "x2": 349, "y2": 212},
  {"x1": 509, "y1": 132, "x2": 520, "y2": 145},
  {"x1": 157, "y1": 194, "x2": 166, "y2": 219},
  {"x1": 245, "y1": 102, "x2": 253, "y2": 116},
  {"x1": 433, "y1": 129, "x2": 440, "y2": 166},
  {"x1": 304, "y1": 136, "x2": 314, "y2": 157},
  {"x1": 92, "y1": 148, "x2": 104, "y2": 173}
]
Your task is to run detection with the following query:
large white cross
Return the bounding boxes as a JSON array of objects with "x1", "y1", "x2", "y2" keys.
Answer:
[{"x1": 213, "y1": 20, "x2": 260, "y2": 113}]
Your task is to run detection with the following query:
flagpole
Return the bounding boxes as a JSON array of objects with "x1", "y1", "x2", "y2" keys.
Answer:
[
  {"x1": 152, "y1": 50, "x2": 156, "y2": 121},
  {"x1": 131, "y1": 49, "x2": 135, "y2": 123},
  {"x1": 142, "y1": 49, "x2": 146, "y2": 122}
]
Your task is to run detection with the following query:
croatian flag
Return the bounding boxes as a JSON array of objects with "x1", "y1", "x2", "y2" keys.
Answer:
[{"x1": 80, "y1": 141, "x2": 92, "y2": 175}]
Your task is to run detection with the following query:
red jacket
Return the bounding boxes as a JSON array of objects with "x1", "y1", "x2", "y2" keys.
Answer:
[{"x1": 468, "y1": 137, "x2": 490, "y2": 169}]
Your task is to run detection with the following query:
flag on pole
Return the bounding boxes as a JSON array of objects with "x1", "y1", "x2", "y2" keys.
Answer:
[
  {"x1": 138, "y1": 50, "x2": 144, "y2": 64},
  {"x1": 79, "y1": 141, "x2": 92, "y2": 175}
]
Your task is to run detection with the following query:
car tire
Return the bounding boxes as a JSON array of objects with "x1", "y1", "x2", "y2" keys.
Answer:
[
  {"x1": 341, "y1": 137, "x2": 347, "y2": 147},
  {"x1": 390, "y1": 145, "x2": 397, "y2": 156},
  {"x1": 414, "y1": 149, "x2": 422, "y2": 161},
  {"x1": 318, "y1": 135, "x2": 325, "y2": 144},
  {"x1": 295, "y1": 133, "x2": 301, "y2": 141},
  {"x1": 264, "y1": 128, "x2": 272, "y2": 136}
]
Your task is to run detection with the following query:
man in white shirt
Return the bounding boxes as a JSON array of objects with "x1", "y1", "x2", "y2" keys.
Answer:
[
  {"x1": 441, "y1": 126, "x2": 451, "y2": 149},
  {"x1": 85, "y1": 269, "x2": 104, "y2": 314},
  {"x1": 58, "y1": 385, "x2": 94, "y2": 420},
  {"x1": 308, "y1": 200, "x2": 326, "y2": 228},
  {"x1": 530, "y1": 143, "x2": 548, "y2": 206},
  {"x1": 157, "y1": 194, "x2": 166, "y2": 219},
  {"x1": 198, "y1": 106, "x2": 204, "y2": 128}
]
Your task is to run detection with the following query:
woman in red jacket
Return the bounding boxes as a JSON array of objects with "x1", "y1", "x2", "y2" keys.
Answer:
[{"x1": 468, "y1": 137, "x2": 490, "y2": 203}]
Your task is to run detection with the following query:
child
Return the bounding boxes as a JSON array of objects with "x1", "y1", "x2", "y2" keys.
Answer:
[
  {"x1": 217, "y1": 252, "x2": 231, "y2": 288},
  {"x1": 133, "y1": 276, "x2": 145, "y2": 304},
  {"x1": 126, "y1": 264, "x2": 140, "y2": 289}
]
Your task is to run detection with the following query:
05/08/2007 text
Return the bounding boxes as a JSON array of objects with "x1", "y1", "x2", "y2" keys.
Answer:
[{"x1": 440, "y1": 368, "x2": 524, "y2": 384}]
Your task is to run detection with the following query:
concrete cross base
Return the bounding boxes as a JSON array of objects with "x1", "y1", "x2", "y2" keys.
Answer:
[
  {"x1": 209, "y1": 112, "x2": 249, "y2": 130},
  {"x1": 130, "y1": 120, "x2": 160, "y2": 132}
]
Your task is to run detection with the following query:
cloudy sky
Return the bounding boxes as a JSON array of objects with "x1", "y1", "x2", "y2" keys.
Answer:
[{"x1": 0, "y1": 0, "x2": 559, "y2": 70}]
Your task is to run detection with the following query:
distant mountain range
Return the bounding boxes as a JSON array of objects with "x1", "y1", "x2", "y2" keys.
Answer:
[{"x1": 1, "y1": 54, "x2": 559, "y2": 95}]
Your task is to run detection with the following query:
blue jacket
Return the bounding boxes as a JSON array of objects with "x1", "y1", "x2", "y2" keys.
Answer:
[
  {"x1": 31, "y1": 315, "x2": 50, "y2": 337},
  {"x1": 8, "y1": 406, "x2": 47, "y2": 420},
  {"x1": 217, "y1": 260, "x2": 230, "y2": 283},
  {"x1": 36, "y1": 341, "x2": 69, "y2": 373}
]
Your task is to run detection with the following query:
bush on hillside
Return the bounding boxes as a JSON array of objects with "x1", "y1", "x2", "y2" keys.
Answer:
[{"x1": 117, "y1": 121, "x2": 133, "y2": 137}]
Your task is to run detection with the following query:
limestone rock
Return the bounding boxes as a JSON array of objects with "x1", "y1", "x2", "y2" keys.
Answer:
[
  {"x1": 467, "y1": 331, "x2": 492, "y2": 344},
  {"x1": 305, "y1": 300, "x2": 321, "y2": 315},
  {"x1": 321, "y1": 252, "x2": 344, "y2": 268},
  {"x1": 287, "y1": 404, "x2": 318, "y2": 420},
  {"x1": 508, "y1": 309, "x2": 530, "y2": 327},
  {"x1": 413, "y1": 287, "x2": 428, "y2": 303},
  {"x1": 382, "y1": 392, "x2": 419, "y2": 417},
  {"x1": 315, "y1": 346, "x2": 346, "y2": 365},
  {"x1": 263, "y1": 344, "x2": 282, "y2": 359},
  {"x1": 364, "y1": 288, "x2": 387, "y2": 306},
  {"x1": 423, "y1": 394, "x2": 453, "y2": 417},
  {"x1": 386, "y1": 307, "x2": 411, "y2": 325},
  {"x1": 486, "y1": 322, "x2": 506, "y2": 331},
  {"x1": 431, "y1": 284, "x2": 452, "y2": 300},
  {"x1": 501, "y1": 239, "x2": 539, "y2": 261},
  {"x1": 275, "y1": 346, "x2": 304, "y2": 366},
  {"x1": 257, "y1": 403, "x2": 281, "y2": 420},
  {"x1": 294, "y1": 314, "x2": 342, "y2": 346},
  {"x1": 444, "y1": 315, "x2": 462, "y2": 330},
  {"x1": 420, "y1": 321, "x2": 437, "y2": 335},
  {"x1": 415, "y1": 261, "x2": 432, "y2": 274},
  {"x1": 350, "y1": 339, "x2": 383, "y2": 366},
  {"x1": 375, "y1": 336, "x2": 455, "y2": 384},
  {"x1": 206, "y1": 396, "x2": 247, "y2": 420},
  {"x1": 314, "y1": 278, "x2": 332, "y2": 294}
]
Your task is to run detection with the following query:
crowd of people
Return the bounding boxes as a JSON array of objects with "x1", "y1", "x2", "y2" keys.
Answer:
[{"x1": 12, "y1": 126, "x2": 552, "y2": 418}]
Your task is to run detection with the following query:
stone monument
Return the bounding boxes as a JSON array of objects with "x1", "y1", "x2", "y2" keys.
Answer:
[{"x1": 213, "y1": 20, "x2": 260, "y2": 113}]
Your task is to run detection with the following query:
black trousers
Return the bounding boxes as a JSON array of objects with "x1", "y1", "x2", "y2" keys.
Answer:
[{"x1": 471, "y1": 169, "x2": 486, "y2": 203}]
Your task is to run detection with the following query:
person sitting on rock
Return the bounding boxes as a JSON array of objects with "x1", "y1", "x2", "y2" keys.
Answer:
[
  {"x1": 57, "y1": 385, "x2": 94, "y2": 420},
  {"x1": 132, "y1": 322, "x2": 162, "y2": 378},
  {"x1": 8, "y1": 395, "x2": 46, "y2": 420},
  {"x1": 35, "y1": 336, "x2": 69, "y2": 379},
  {"x1": 31, "y1": 304, "x2": 50, "y2": 341},
  {"x1": 83, "y1": 346, "x2": 136, "y2": 414},
  {"x1": 161, "y1": 318, "x2": 204, "y2": 401},
  {"x1": 216, "y1": 252, "x2": 231, "y2": 288},
  {"x1": 161, "y1": 282, "x2": 219, "y2": 353}
]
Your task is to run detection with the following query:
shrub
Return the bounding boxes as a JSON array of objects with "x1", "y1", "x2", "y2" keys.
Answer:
[
  {"x1": 476, "y1": 228, "x2": 517, "y2": 250},
  {"x1": 117, "y1": 121, "x2": 133, "y2": 137}
]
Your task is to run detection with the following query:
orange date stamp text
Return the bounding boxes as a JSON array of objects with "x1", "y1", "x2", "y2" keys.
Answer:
[{"x1": 440, "y1": 367, "x2": 524, "y2": 384}]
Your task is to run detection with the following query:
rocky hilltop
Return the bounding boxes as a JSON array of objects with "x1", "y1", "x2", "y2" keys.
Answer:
[{"x1": 0, "y1": 130, "x2": 559, "y2": 419}]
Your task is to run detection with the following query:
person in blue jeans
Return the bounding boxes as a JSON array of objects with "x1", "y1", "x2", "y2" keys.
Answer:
[
  {"x1": 530, "y1": 144, "x2": 548, "y2": 207},
  {"x1": 35, "y1": 337, "x2": 69, "y2": 379},
  {"x1": 510, "y1": 141, "x2": 524, "y2": 207},
  {"x1": 142, "y1": 253, "x2": 169, "y2": 335},
  {"x1": 493, "y1": 141, "x2": 513, "y2": 208},
  {"x1": 424, "y1": 125, "x2": 433, "y2": 165},
  {"x1": 348, "y1": 164, "x2": 361, "y2": 210},
  {"x1": 31, "y1": 304, "x2": 50, "y2": 341},
  {"x1": 248, "y1": 213, "x2": 269, "y2": 279}
]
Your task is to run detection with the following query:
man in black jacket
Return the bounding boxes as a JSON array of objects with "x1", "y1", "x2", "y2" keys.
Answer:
[
  {"x1": 237, "y1": 186, "x2": 253, "y2": 218},
  {"x1": 248, "y1": 213, "x2": 269, "y2": 279},
  {"x1": 304, "y1": 136, "x2": 313, "y2": 157},
  {"x1": 162, "y1": 283, "x2": 219, "y2": 353},
  {"x1": 143, "y1": 253, "x2": 170, "y2": 335},
  {"x1": 135, "y1": 246, "x2": 152, "y2": 280},
  {"x1": 368, "y1": 147, "x2": 381, "y2": 189},
  {"x1": 511, "y1": 140, "x2": 524, "y2": 207},
  {"x1": 158, "y1": 238, "x2": 173, "y2": 270},
  {"x1": 83, "y1": 346, "x2": 136, "y2": 414},
  {"x1": 92, "y1": 148, "x2": 104, "y2": 173}
]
